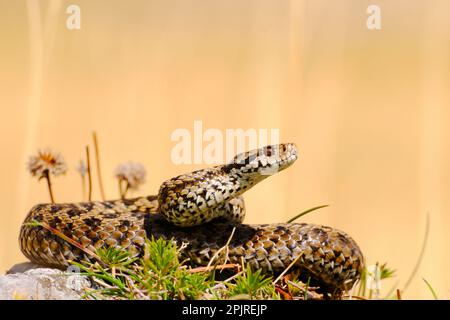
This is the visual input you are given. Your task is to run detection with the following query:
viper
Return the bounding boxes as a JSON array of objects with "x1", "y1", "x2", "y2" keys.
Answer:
[{"x1": 19, "y1": 143, "x2": 364, "y2": 293}]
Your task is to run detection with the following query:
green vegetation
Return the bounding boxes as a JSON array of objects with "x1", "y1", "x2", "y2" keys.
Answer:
[
  {"x1": 226, "y1": 265, "x2": 277, "y2": 299},
  {"x1": 68, "y1": 237, "x2": 398, "y2": 300},
  {"x1": 73, "y1": 238, "x2": 211, "y2": 300}
]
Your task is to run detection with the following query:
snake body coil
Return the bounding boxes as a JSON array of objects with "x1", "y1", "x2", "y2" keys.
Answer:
[{"x1": 19, "y1": 143, "x2": 364, "y2": 292}]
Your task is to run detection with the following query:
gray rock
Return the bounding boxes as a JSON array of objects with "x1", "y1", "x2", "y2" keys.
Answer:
[
  {"x1": 0, "y1": 263, "x2": 91, "y2": 300},
  {"x1": 6, "y1": 262, "x2": 44, "y2": 274}
]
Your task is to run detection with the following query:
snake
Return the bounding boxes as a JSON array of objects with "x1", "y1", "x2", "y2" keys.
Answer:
[{"x1": 19, "y1": 143, "x2": 364, "y2": 293}]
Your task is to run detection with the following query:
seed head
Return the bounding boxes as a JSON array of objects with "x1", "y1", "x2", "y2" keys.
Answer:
[
  {"x1": 114, "y1": 162, "x2": 146, "y2": 189},
  {"x1": 27, "y1": 148, "x2": 68, "y2": 178}
]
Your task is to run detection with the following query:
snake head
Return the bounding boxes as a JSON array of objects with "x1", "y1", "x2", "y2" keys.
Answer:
[{"x1": 228, "y1": 143, "x2": 298, "y2": 176}]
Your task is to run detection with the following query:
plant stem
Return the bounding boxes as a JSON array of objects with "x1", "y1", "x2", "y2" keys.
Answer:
[
  {"x1": 30, "y1": 219, "x2": 102, "y2": 262},
  {"x1": 118, "y1": 178, "x2": 124, "y2": 199},
  {"x1": 402, "y1": 213, "x2": 430, "y2": 293},
  {"x1": 44, "y1": 170, "x2": 55, "y2": 203},
  {"x1": 93, "y1": 131, "x2": 105, "y2": 201},
  {"x1": 286, "y1": 205, "x2": 329, "y2": 223},
  {"x1": 304, "y1": 277, "x2": 311, "y2": 300},
  {"x1": 422, "y1": 278, "x2": 438, "y2": 300},
  {"x1": 123, "y1": 182, "x2": 130, "y2": 199},
  {"x1": 86, "y1": 146, "x2": 93, "y2": 201},
  {"x1": 81, "y1": 175, "x2": 86, "y2": 201},
  {"x1": 119, "y1": 179, "x2": 130, "y2": 200}
]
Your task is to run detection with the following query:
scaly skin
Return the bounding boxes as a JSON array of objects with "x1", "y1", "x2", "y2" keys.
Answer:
[{"x1": 19, "y1": 143, "x2": 364, "y2": 292}]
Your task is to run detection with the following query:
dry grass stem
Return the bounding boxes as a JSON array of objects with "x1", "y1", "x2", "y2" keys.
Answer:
[
  {"x1": 206, "y1": 227, "x2": 236, "y2": 270},
  {"x1": 272, "y1": 253, "x2": 303, "y2": 285},
  {"x1": 92, "y1": 131, "x2": 106, "y2": 201},
  {"x1": 85, "y1": 146, "x2": 93, "y2": 201}
]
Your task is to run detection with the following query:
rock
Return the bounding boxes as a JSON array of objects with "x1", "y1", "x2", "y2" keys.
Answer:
[
  {"x1": 6, "y1": 262, "x2": 44, "y2": 274},
  {"x1": 0, "y1": 263, "x2": 91, "y2": 300}
]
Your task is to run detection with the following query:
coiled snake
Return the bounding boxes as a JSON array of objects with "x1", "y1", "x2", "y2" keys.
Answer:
[{"x1": 19, "y1": 143, "x2": 364, "y2": 293}]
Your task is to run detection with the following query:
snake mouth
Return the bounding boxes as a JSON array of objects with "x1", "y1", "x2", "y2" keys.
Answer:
[{"x1": 229, "y1": 143, "x2": 298, "y2": 175}]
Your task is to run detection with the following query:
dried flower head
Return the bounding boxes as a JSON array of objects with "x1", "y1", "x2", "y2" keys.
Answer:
[
  {"x1": 27, "y1": 148, "x2": 68, "y2": 178},
  {"x1": 114, "y1": 162, "x2": 146, "y2": 189},
  {"x1": 76, "y1": 159, "x2": 87, "y2": 177}
]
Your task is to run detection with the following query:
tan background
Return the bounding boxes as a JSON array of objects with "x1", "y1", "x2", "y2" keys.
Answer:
[{"x1": 1, "y1": 0, "x2": 449, "y2": 299}]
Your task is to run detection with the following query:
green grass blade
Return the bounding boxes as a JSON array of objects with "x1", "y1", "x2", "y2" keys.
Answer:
[
  {"x1": 286, "y1": 205, "x2": 329, "y2": 223},
  {"x1": 304, "y1": 277, "x2": 311, "y2": 300},
  {"x1": 422, "y1": 278, "x2": 438, "y2": 300},
  {"x1": 402, "y1": 213, "x2": 430, "y2": 293}
]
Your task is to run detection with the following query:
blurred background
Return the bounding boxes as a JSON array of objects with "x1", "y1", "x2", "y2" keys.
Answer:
[{"x1": 0, "y1": 0, "x2": 449, "y2": 299}]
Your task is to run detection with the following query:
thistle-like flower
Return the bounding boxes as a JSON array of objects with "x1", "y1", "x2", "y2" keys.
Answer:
[
  {"x1": 27, "y1": 148, "x2": 67, "y2": 177},
  {"x1": 114, "y1": 162, "x2": 146, "y2": 199},
  {"x1": 27, "y1": 148, "x2": 67, "y2": 203}
]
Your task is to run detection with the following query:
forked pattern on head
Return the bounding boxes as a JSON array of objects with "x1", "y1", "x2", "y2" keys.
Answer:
[{"x1": 158, "y1": 143, "x2": 298, "y2": 227}]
